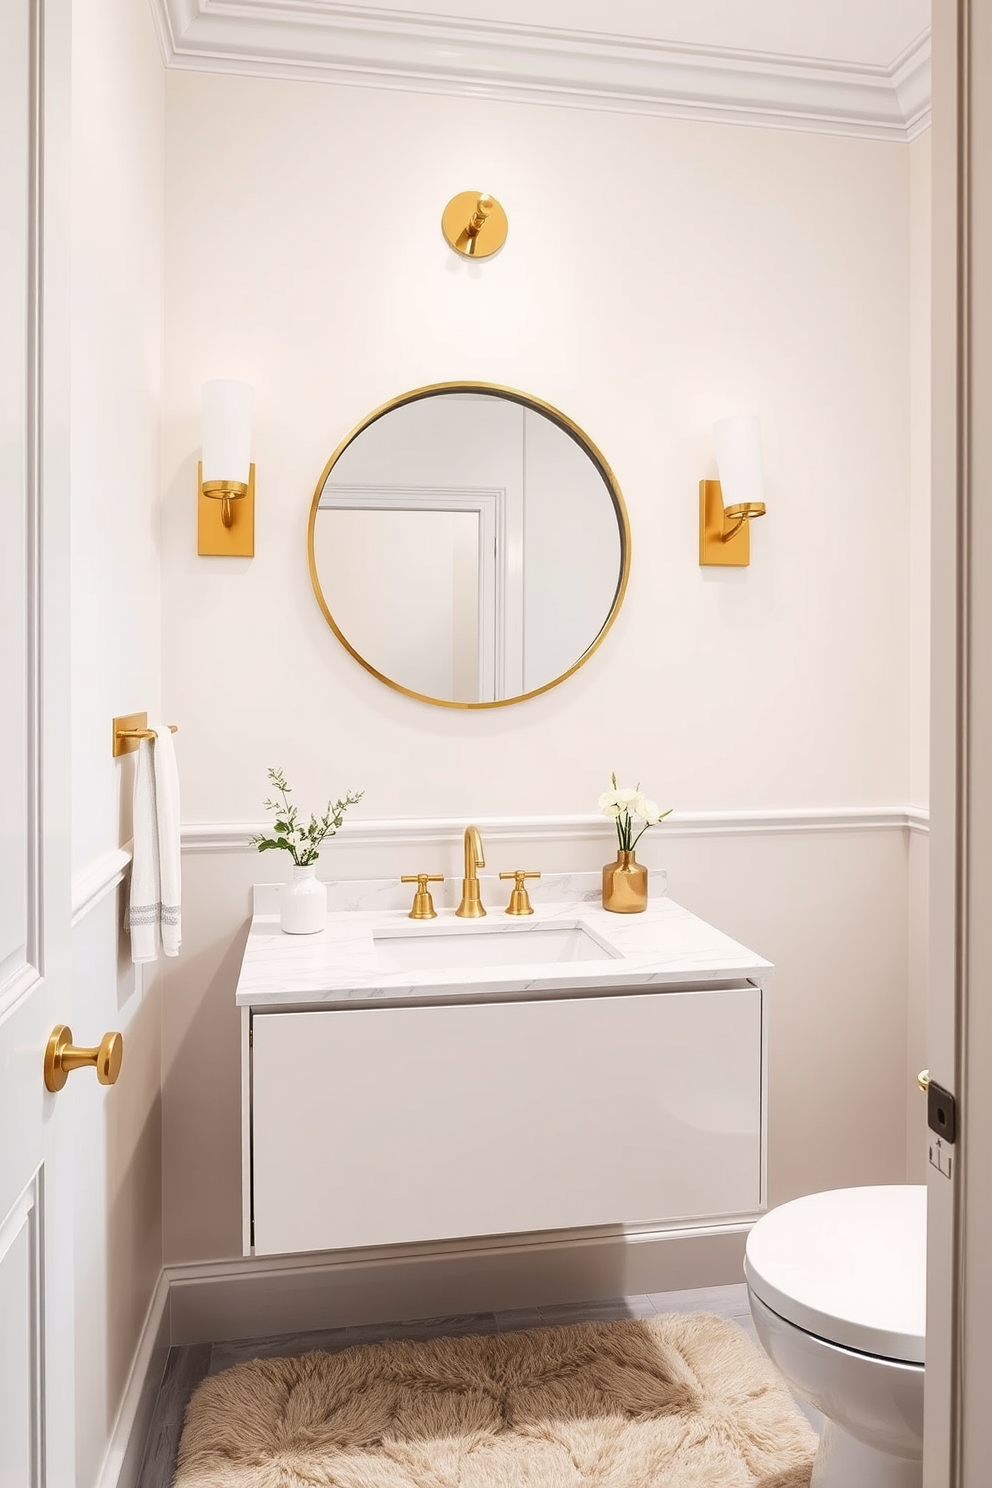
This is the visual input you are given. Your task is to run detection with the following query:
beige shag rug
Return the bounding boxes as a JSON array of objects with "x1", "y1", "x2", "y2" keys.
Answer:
[{"x1": 173, "y1": 1313, "x2": 816, "y2": 1488}]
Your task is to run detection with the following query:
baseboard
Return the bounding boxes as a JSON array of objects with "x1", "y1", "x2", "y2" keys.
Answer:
[
  {"x1": 166, "y1": 1221, "x2": 752, "y2": 1346},
  {"x1": 95, "y1": 1269, "x2": 170, "y2": 1488},
  {"x1": 104, "y1": 1227, "x2": 750, "y2": 1465}
]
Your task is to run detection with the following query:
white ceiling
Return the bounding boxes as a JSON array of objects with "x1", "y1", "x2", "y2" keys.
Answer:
[
  {"x1": 152, "y1": 1, "x2": 932, "y2": 140},
  {"x1": 349, "y1": 0, "x2": 930, "y2": 68}
]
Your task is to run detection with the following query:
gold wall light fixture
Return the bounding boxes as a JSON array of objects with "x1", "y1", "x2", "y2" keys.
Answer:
[
  {"x1": 198, "y1": 379, "x2": 255, "y2": 556},
  {"x1": 699, "y1": 414, "x2": 767, "y2": 566},
  {"x1": 441, "y1": 191, "x2": 508, "y2": 258}
]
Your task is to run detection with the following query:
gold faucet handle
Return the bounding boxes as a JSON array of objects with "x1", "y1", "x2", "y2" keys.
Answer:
[
  {"x1": 499, "y1": 870, "x2": 541, "y2": 916},
  {"x1": 401, "y1": 874, "x2": 444, "y2": 920}
]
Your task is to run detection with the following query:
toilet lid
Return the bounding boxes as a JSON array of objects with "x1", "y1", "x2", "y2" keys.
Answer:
[{"x1": 745, "y1": 1186, "x2": 926, "y2": 1364}]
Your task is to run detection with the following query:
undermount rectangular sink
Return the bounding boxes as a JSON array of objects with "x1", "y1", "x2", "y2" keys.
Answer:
[{"x1": 372, "y1": 923, "x2": 618, "y2": 973}]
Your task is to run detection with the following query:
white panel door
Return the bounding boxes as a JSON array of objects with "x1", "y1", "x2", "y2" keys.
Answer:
[
  {"x1": 251, "y1": 987, "x2": 763, "y2": 1256},
  {"x1": 0, "y1": 1, "x2": 74, "y2": 1484}
]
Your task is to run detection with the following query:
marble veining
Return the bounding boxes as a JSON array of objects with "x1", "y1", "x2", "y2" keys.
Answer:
[{"x1": 237, "y1": 874, "x2": 772, "y2": 1008}]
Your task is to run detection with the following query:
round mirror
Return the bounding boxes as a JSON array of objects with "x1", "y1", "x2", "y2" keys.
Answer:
[{"x1": 307, "y1": 382, "x2": 630, "y2": 709}]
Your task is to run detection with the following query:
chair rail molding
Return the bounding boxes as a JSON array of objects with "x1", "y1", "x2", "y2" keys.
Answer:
[
  {"x1": 150, "y1": 1, "x2": 931, "y2": 142},
  {"x1": 181, "y1": 806, "x2": 930, "y2": 854},
  {"x1": 71, "y1": 844, "x2": 133, "y2": 926}
]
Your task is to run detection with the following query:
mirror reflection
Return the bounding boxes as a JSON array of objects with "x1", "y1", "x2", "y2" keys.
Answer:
[{"x1": 308, "y1": 386, "x2": 629, "y2": 708}]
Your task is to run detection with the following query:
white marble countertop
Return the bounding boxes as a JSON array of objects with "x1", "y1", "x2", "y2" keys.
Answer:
[{"x1": 235, "y1": 873, "x2": 773, "y2": 1009}]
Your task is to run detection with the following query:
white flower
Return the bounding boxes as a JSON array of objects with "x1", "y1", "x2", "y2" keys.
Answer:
[{"x1": 600, "y1": 773, "x2": 671, "y2": 853}]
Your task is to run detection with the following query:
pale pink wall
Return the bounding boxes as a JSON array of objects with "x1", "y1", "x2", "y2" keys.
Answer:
[
  {"x1": 910, "y1": 128, "x2": 931, "y2": 810},
  {"x1": 907, "y1": 830, "x2": 929, "y2": 1181},
  {"x1": 167, "y1": 826, "x2": 910, "y2": 1263},
  {"x1": 158, "y1": 72, "x2": 920, "y2": 1265},
  {"x1": 161, "y1": 73, "x2": 912, "y2": 823},
  {"x1": 905, "y1": 128, "x2": 931, "y2": 1182}
]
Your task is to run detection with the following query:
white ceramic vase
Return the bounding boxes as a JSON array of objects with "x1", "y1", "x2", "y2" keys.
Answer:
[{"x1": 280, "y1": 864, "x2": 327, "y2": 934}]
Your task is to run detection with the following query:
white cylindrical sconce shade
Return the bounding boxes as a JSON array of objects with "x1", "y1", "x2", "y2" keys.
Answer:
[
  {"x1": 201, "y1": 380, "x2": 253, "y2": 482},
  {"x1": 712, "y1": 415, "x2": 764, "y2": 507}
]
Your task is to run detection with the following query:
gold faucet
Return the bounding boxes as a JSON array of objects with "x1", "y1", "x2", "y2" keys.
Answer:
[{"x1": 456, "y1": 825, "x2": 487, "y2": 918}]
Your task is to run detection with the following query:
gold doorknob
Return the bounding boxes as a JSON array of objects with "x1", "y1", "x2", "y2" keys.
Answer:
[
  {"x1": 45, "y1": 1024, "x2": 123, "y2": 1093},
  {"x1": 918, "y1": 1069, "x2": 931, "y2": 1093}
]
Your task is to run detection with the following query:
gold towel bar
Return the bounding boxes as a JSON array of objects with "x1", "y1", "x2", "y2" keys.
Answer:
[{"x1": 112, "y1": 712, "x2": 179, "y2": 758}]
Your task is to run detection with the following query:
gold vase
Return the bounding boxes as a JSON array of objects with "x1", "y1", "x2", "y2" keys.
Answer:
[{"x1": 602, "y1": 850, "x2": 648, "y2": 913}]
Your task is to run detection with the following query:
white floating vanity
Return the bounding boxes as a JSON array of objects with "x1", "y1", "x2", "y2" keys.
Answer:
[{"x1": 235, "y1": 873, "x2": 772, "y2": 1258}]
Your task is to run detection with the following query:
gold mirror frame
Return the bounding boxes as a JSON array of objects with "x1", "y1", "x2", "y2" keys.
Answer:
[{"x1": 307, "y1": 381, "x2": 632, "y2": 710}]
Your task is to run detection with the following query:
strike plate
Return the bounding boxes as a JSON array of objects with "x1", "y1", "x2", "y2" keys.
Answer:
[{"x1": 927, "y1": 1080, "x2": 957, "y2": 1144}]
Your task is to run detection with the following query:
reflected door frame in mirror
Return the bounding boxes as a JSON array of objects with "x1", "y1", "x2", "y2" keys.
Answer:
[{"x1": 307, "y1": 381, "x2": 632, "y2": 710}]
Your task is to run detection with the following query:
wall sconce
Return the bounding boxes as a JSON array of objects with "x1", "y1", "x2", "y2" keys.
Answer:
[
  {"x1": 699, "y1": 415, "x2": 767, "y2": 567},
  {"x1": 441, "y1": 191, "x2": 508, "y2": 258},
  {"x1": 197, "y1": 379, "x2": 255, "y2": 557}
]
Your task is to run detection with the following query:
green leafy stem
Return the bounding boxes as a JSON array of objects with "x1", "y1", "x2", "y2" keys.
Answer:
[{"x1": 248, "y1": 767, "x2": 365, "y2": 867}]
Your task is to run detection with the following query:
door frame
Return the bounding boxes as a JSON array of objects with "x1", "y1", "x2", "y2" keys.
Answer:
[
  {"x1": 0, "y1": 0, "x2": 74, "y2": 1483},
  {"x1": 927, "y1": 0, "x2": 992, "y2": 1480},
  {"x1": 318, "y1": 481, "x2": 525, "y2": 700}
]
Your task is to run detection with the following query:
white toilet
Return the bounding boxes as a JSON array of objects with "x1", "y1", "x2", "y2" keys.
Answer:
[{"x1": 744, "y1": 1185, "x2": 926, "y2": 1488}]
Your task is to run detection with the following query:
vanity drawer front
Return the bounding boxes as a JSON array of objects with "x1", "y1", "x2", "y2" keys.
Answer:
[{"x1": 250, "y1": 986, "x2": 762, "y2": 1256}]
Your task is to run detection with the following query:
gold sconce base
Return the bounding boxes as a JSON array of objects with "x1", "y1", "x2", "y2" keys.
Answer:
[
  {"x1": 699, "y1": 480, "x2": 766, "y2": 566},
  {"x1": 198, "y1": 461, "x2": 255, "y2": 556},
  {"x1": 441, "y1": 191, "x2": 508, "y2": 258}
]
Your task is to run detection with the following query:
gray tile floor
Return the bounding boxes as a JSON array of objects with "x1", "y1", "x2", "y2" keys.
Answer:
[{"x1": 137, "y1": 1283, "x2": 818, "y2": 1488}]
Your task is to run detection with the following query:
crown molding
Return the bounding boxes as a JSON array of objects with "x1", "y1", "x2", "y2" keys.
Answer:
[
  {"x1": 889, "y1": 29, "x2": 932, "y2": 140},
  {"x1": 151, "y1": 2, "x2": 930, "y2": 142}
]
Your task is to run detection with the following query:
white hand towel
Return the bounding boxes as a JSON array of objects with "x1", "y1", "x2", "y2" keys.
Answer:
[
  {"x1": 127, "y1": 722, "x2": 182, "y2": 962},
  {"x1": 128, "y1": 737, "x2": 161, "y2": 963},
  {"x1": 152, "y1": 721, "x2": 182, "y2": 956}
]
